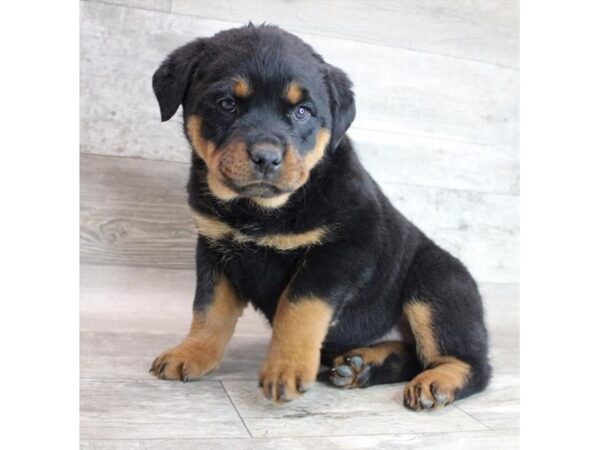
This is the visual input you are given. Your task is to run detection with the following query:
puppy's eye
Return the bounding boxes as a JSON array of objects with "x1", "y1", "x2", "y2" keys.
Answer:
[
  {"x1": 218, "y1": 98, "x2": 237, "y2": 113},
  {"x1": 293, "y1": 106, "x2": 311, "y2": 122}
]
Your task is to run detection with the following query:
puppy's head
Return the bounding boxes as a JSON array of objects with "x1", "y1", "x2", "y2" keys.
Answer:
[{"x1": 152, "y1": 25, "x2": 355, "y2": 208}]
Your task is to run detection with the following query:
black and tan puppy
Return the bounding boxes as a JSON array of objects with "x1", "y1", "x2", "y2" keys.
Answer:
[{"x1": 149, "y1": 24, "x2": 491, "y2": 410}]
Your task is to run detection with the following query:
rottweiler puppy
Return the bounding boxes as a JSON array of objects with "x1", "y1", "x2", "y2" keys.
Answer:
[{"x1": 149, "y1": 24, "x2": 491, "y2": 410}]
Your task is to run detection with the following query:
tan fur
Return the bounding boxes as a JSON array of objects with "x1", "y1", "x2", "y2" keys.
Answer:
[
  {"x1": 219, "y1": 139, "x2": 253, "y2": 182},
  {"x1": 206, "y1": 171, "x2": 238, "y2": 200},
  {"x1": 403, "y1": 356, "x2": 471, "y2": 410},
  {"x1": 285, "y1": 80, "x2": 303, "y2": 104},
  {"x1": 251, "y1": 193, "x2": 291, "y2": 209},
  {"x1": 232, "y1": 77, "x2": 251, "y2": 98},
  {"x1": 259, "y1": 296, "x2": 333, "y2": 402},
  {"x1": 404, "y1": 300, "x2": 439, "y2": 365},
  {"x1": 255, "y1": 227, "x2": 329, "y2": 250},
  {"x1": 333, "y1": 341, "x2": 408, "y2": 368},
  {"x1": 149, "y1": 276, "x2": 245, "y2": 381},
  {"x1": 403, "y1": 300, "x2": 472, "y2": 409},
  {"x1": 187, "y1": 115, "x2": 238, "y2": 201},
  {"x1": 218, "y1": 140, "x2": 294, "y2": 208},
  {"x1": 276, "y1": 145, "x2": 304, "y2": 188},
  {"x1": 191, "y1": 211, "x2": 329, "y2": 251},
  {"x1": 265, "y1": 128, "x2": 330, "y2": 200},
  {"x1": 186, "y1": 115, "x2": 217, "y2": 167},
  {"x1": 191, "y1": 212, "x2": 233, "y2": 241},
  {"x1": 303, "y1": 128, "x2": 331, "y2": 171}
]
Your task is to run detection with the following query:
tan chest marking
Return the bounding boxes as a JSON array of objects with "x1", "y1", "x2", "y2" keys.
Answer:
[
  {"x1": 191, "y1": 212, "x2": 234, "y2": 241},
  {"x1": 191, "y1": 212, "x2": 329, "y2": 251}
]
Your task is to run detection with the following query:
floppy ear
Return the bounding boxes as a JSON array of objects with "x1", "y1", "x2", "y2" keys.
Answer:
[
  {"x1": 152, "y1": 38, "x2": 206, "y2": 122},
  {"x1": 324, "y1": 64, "x2": 356, "y2": 149}
]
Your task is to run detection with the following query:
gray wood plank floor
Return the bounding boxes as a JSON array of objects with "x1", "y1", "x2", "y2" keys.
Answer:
[{"x1": 80, "y1": 264, "x2": 519, "y2": 449}]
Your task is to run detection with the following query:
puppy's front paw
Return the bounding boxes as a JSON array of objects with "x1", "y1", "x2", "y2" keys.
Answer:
[
  {"x1": 259, "y1": 356, "x2": 317, "y2": 403},
  {"x1": 149, "y1": 338, "x2": 221, "y2": 382}
]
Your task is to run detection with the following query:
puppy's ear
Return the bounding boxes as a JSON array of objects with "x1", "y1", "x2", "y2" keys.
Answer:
[
  {"x1": 324, "y1": 64, "x2": 356, "y2": 149},
  {"x1": 152, "y1": 38, "x2": 206, "y2": 122}
]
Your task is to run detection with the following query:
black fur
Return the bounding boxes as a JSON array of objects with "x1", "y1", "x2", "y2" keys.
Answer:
[{"x1": 153, "y1": 25, "x2": 490, "y2": 405}]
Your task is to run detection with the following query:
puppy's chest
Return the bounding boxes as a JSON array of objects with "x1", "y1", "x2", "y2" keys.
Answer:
[
  {"x1": 220, "y1": 244, "x2": 299, "y2": 321},
  {"x1": 192, "y1": 211, "x2": 328, "y2": 319},
  {"x1": 192, "y1": 211, "x2": 330, "y2": 252}
]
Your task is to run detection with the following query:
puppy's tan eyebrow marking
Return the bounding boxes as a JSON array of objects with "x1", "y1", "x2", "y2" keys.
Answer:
[
  {"x1": 285, "y1": 80, "x2": 303, "y2": 104},
  {"x1": 232, "y1": 77, "x2": 251, "y2": 98}
]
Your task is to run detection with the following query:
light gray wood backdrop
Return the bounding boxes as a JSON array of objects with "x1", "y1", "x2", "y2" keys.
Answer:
[{"x1": 80, "y1": 0, "x2": 519, "y2": 283}]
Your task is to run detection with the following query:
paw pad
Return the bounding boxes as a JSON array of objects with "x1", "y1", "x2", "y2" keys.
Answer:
[{"x1": 330, "y1": 354, "x2": 371, "y2": 388}]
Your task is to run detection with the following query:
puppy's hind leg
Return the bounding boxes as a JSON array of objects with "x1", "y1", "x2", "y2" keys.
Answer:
[{"x1": 400, "y1": 250, "x2": 491, "y2": 410}]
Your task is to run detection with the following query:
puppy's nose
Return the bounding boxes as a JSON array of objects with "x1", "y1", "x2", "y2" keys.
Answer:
[{"x1": 248, "y1": 145, "x2": 283, "y2": 177}]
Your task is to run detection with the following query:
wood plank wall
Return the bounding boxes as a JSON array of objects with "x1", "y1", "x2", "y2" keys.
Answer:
[{"x1": 80, "y1": 0, "x2": 519, "y2": 283}]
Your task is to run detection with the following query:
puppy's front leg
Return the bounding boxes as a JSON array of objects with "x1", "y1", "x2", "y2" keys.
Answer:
[
  {"x1": 150, "y1": 273, "x2": 244, "y2": 381},
  {"x1": 150, "y1": 240, "x2": 246, "y2": 381},
  {"x1": 259, "y1": 243, "x2": 366, "y2": 403},
  {"x1": 259, "y1": 294, "x2": 333, "y2": 403}
]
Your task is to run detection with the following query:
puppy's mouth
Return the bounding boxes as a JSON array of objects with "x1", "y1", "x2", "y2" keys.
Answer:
[{"x1": 226, "y1": 181, "x2": 291, "y2": 198}]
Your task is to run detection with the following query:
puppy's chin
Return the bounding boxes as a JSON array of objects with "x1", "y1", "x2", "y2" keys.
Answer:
[
  {"x1": 227, "y1": 180, "x2": 294, "y2": 209},
  {"x1": 222, "y1": 177, "x2": 294, "y2": 197},
  {"x1": 207, "y1": 173, "x2": 295, "y2": 208},
  {"x1": 236, "y1": 183, "x2": 285, "y2": 198}
]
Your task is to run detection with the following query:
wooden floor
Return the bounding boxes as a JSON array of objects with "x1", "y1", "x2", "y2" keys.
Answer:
[{"x1": 80, "y1": 264, "x2": 519, "y2": 449}]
